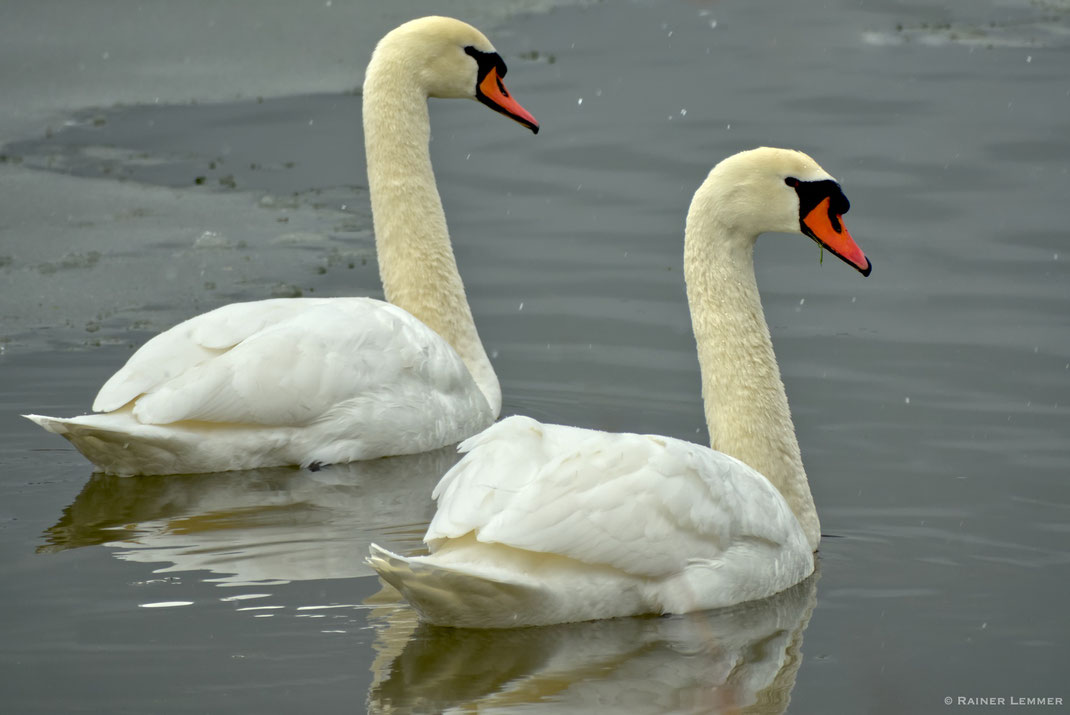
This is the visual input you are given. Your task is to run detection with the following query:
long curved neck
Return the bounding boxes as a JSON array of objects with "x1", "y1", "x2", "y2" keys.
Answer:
[
  {"x1": 362, "y1": 55, "x2": 501, "y2": 416},
  {"x1": 684, "y1": 202, "x2": 819, "y2": 550}
]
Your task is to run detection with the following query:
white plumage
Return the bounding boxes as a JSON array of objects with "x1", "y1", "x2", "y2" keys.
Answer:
[
  {"x1": 369, "y1": 148, "x2": 872, "y2": 627},
  {"x1": 370, "y1": 415, "x2": 813, "y2": 627},
  {"x1": 26, "y1": 299, "x2": 491, "y2": 475}
]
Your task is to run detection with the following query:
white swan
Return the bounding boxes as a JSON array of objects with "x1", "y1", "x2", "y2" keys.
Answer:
[
  {"x1": 24, "y1": 17, "x2": 539, "y2": 476},
  {"x1": 368, "y1": 147, "x2": 872, "y2": 627}
]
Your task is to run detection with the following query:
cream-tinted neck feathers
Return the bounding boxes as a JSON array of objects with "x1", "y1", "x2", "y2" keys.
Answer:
[
  {"x1": 684, "y1": 148, "x2": 835, "y2": 551},
  {"x1": 362, "y1": 17, "x2": 501, "y2": 415}
]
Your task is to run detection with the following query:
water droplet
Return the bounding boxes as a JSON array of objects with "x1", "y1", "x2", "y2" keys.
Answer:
[
  {"x1": 726, "y1": 123, "x2": 732, "y2": 130},
  {"x1": 904, "y1": 397, "x2": 911, "y2": 404},
  {"x1": 709, "y1": 20, "x2": 718, "y2": 29},
  {"x1": 680, "y1": 108, "x2": 687, "y2": 117},
  {"x1": 1026, "y1": 55, "x2": 1032, "y2": 63},
  {"x1": 518, "y1": 302, "x2": 524, "y2": 311},
  {"x1": 577, "y1": 97, "x2": 583, "y2": 106},
  {"x1": 799, "y1": 298, "x2": 805, "y2": 305}
]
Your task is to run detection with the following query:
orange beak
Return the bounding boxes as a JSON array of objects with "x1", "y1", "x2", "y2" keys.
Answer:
[
  {"x1": 802, "y1": 197, "x2": 871, "y2": 276},
  {"x1": 477, "y1": 66, "x2": 539, "y2": 134}
]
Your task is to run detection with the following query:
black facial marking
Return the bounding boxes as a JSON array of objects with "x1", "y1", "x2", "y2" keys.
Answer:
[
  {"x1": 464, "y1": 46, "x2": 508, "y2": 84},
  {"x1": 463, "y1": 44, "x2": 538, "y2": 134},
  {"x1": 792, "y1": 179, "x2": 850, "y2": 232}
]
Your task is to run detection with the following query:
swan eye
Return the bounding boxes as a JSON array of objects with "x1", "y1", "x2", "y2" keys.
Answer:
[
  {"x1": 464, "y1": 46, "x2": 508, "y2": 81},
  {"x1": 785, "y1": 177, "x2": 800, "y2": 187}
]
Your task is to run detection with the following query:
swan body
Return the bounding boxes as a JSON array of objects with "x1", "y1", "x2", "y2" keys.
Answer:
[
  {"x1": 369, "y1": 415, "x2": 814, "y2": 628},
  {"x1": 369, "y1": 147, "x2": 871, "y2": 627},
  {"x1": 25, "y1": 17, "x2": 539, "y2": 475},
  {"x1": 26, "y1": 299, "x2": 490, "y2": 475}
]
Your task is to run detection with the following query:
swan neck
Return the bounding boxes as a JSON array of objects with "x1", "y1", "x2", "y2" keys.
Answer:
[
  {"x1": 684, "y1": 211, "x2": 820, "y2": 550},
  {"x1": 362, "y1": 56, "x2": 500, "y2": 416}
]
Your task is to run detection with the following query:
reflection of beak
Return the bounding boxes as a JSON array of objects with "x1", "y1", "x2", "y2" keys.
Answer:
[
  {"x1": 476, "y1": 67, "x2": 539, "y2": 134},
  {"x1": 802, "y1": 197, "x2": 871, "y2": 276}
]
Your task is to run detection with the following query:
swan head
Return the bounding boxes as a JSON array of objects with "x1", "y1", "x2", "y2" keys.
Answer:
[
  {"x1": 695, "y1": 147, "x2": 871, "y2": 276},
  {"x1": 368, "y1": 16, "x2": 539, "y2": 133}
]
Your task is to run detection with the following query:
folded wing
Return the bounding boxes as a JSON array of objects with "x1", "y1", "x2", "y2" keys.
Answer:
[
  {"x1": 426, "y1": 415, "x2": 804, "y2": 579},
  {"x1": 93, "y1": 297, "x2": 484, "y2": 427}
]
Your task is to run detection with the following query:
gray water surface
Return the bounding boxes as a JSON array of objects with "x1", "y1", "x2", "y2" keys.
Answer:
[{"x1": 2, "y1": 1, "x2": 1069, "y2": 713}]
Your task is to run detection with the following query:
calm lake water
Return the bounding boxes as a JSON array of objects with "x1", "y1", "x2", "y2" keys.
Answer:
[{"x1": 2, "y1": 1, "x2": 1068, "y2": 713}]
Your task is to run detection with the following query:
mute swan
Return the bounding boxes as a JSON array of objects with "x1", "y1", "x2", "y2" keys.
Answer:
[
  {"x1": 24, "y1": 17, "x2": 539, "y2": 476},
  {"x1": 368, "y1": 147, "x2": 872, "y2": 628}
]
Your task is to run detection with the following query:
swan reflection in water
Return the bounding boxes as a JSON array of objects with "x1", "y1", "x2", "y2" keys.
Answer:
[
  {"x1": 39, "y1": 447, "x2": 460, "y2": 585},
  {"x1": 366, "y1": 571, "x2": 819, "y2": 715},
  {"x1": 41, "y1": 449, "x2": 819, "y2": 713}
]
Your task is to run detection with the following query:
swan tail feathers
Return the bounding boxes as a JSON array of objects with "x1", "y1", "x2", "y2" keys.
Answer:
[
  {"x1": 23, "y1": 413, "x2": 71, "y2": 436},
  {"x1": 22, "y1": 412, "x2": 192, "y2": 476},
  {"x1": 367, "y1": 543, "x2": 539, "y2": 628}
]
